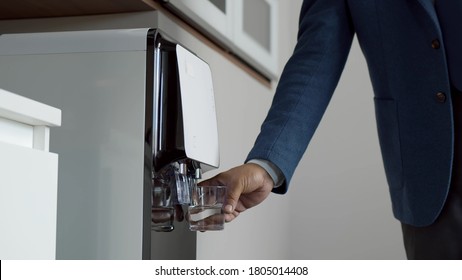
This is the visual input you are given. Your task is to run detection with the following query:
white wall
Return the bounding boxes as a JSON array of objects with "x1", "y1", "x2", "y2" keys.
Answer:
[{"x1": 0, "y1": 0, "x2": 406, "y2": 259}]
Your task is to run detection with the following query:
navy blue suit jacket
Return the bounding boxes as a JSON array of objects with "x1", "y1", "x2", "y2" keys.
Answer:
[{"x1": 247, "y1": 0, "x2": 453, "y2": 227}]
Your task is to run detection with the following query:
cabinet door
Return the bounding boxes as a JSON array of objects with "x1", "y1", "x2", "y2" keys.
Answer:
[
  {"x1": 167, "y1": 0, "x2": 234, "y2": 41},
  {"x1": 233, "y1": 0, "x2": 279, "y2": 77},
  {"x1": 0, "y1": 142, "x2": 58, "y2": 259},
  {"x1": 166, "y1": 0, "x2": 279, "y2": 79}
]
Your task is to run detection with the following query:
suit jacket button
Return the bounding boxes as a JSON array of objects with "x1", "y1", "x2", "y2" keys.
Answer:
[
  {"x1": 436, "y1": 92, "x2": 446, "y2": 103},
  {"x1": 431, "y1": 39, "x2": 441, "y2": 49}
]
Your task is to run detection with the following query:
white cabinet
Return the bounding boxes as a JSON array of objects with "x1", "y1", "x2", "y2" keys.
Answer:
[
  {"x1": 0, "y1": 88, "x2": 61, "y2": 259},
  {"x1": 166, "y1": 0, "x2": 279, "y2": 79},
  {"x1": 234, "y1": 0, "x2": 278, "y2": 78},
  {"x1": 169, "y1": 0, "x2": 233, "y2": 39}
]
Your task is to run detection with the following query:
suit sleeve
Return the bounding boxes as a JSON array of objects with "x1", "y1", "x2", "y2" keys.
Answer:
[{"x1": 246, "y1": 0, "x2": 355, "y2": 194}]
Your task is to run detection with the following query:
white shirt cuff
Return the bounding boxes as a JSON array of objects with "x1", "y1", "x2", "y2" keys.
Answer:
[{"x1": 247, "y1": 159, "x2": 285, "y2": 188}]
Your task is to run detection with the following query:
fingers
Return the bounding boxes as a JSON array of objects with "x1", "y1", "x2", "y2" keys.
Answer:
[
  {"x1": 224, "y1": 210, "x2": 239, "y2": 223},
  {"x1": 198, "y1": 163, "x2": 273, "y2": 223},
  {"x1": 224, "y1": 185, "x2": 242, "y2": 218},
  {"x1": 200, "y1": 170, "x2": 243, "y2": 215},
  {"x1": 224, "y1": 204, "x2": 233, "y2": 214},
  {"x1": 198, "y1": 172, "x2": 241, "y2": 223}
]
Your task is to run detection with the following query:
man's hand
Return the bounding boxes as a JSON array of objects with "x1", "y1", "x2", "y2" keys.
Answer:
[{"x1": 199, "y1": 163, "x2": 274, "y2": 222}]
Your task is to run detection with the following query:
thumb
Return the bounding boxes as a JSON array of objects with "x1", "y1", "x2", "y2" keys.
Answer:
[{"x1": 223, "y1": 180, "x2": 244, "y2": 214}]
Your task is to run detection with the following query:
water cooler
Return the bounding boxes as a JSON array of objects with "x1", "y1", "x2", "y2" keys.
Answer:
[{"x1": 0, "y1": 28, "x2": 219, "y2": 259}]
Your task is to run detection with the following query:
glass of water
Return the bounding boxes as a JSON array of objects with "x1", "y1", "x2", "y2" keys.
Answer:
[{"x1": 188, "y1": 185, "x2": 226, "y2": 231}]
